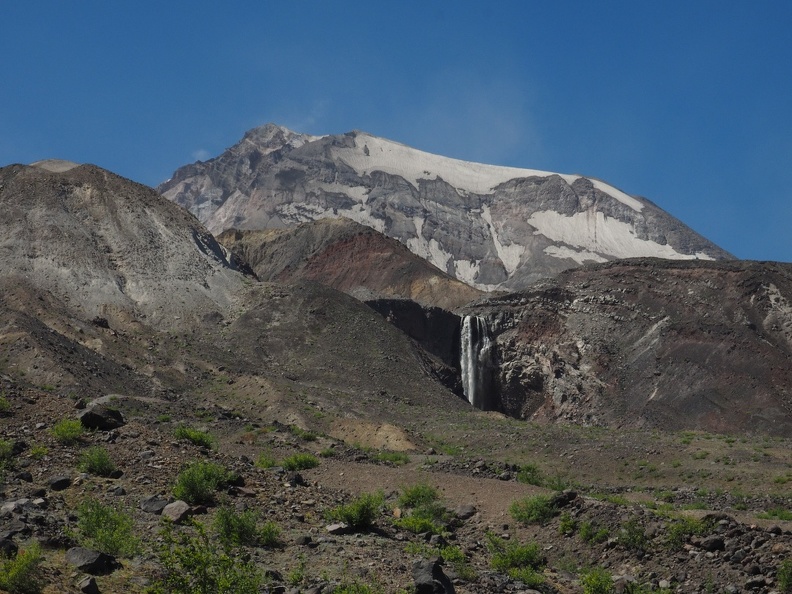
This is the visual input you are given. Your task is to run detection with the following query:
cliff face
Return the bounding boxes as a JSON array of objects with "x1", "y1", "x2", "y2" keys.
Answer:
[
  {"x1": 463, "y1": 259, "x2": 792, "y2": 435},
  {"x1": 159, "y1": 124, "x2": 732, "y2": 291}
]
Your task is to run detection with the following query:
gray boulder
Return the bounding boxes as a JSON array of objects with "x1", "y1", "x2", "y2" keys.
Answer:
[
  {"x1": 65, "y1": 547, "x2": 119, "y2": 575},
  {"x1": 412, "y1": 557, "x2": 455, "y2": 593},
  {"x1": 78, "y1": 405, "x2": 125, "y2": 431}
]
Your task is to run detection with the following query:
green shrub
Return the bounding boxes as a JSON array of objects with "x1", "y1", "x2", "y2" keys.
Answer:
[
  {"x1": 509, "y1": 494, "x2": 557, "y2": 525},
  {"x1": 581, "y1": 566, "x2": 614, "y2": 594},
  {"x1": 0, "y1": 394, "x2": 10, "y2": 414},
  {"x1": 393, "y1": 514, "x2": 442, "y2": 535},
  {"x1": 174, "y1": 425, "x2": 215, "y2": 449},
  {"x1": 0, "y1": 439, "x2": 12, "y2": 461},
  {"x1": 50, "y1": 418, "x2": 84, "y2": 444},
  {"x1": 579, "y1": 520, "x2": 609, "y2": 544},
  {"x1": 374, "y1": 451, "x2": 409, "y2": 465},
  {"x1": 172, "y1": 461, "x2": 236, "y2": 505},
  {"x1": 289, "y1": 425, "x2": 318, "y2": 441},
  {"x1": 77, "y1": 500, "x2": 139, "y2": 557},
  {"x1": 516, "y1": 463, "x2": 544, "y2": 486},
  {"x1": 213, "y1": 507, "x2": 280, "y2": 548},
  {"x1": 398, "y1": 483, "x2": 438, "y2": 509},
  {"x1": 319, "y1": 448, "x2": 336, "y2": 458},
  {"x1": 327, "y1": 492, "x2": 384, "y2": 531},
  {"x1": 559, "y1": 511, "x2": 577, "y2": 536},
  {"x1": 78, "y1": 446, "x2": 117, "y2": 477},
  {"x1": 281, "y1": 453, "x2": 320, "y2": 471},
  {"x1": 486, "y1": 534, "x2": 545, "y2": 586},
  {"x1": 28, "y1": 444, "x2": 48, "y2": 460},
  {"x1": 778, "y1": 559, "x2": 792, "y2": 592},
  {"x1": 665, "y1": 516, "x2": 714, "y2": 550},
  {"x1": 757, "y1": 507, "x2": 792, "y2": 521},
  {"x1": 148, "y1": 520, "x2": 262, "y2": 594},
  {"x1": 0, "y1": 543, "x2": 44, "y2": 594},
  {"x1": 618, "y1": 517, "x2": 648, "y2": 552},
  {"x1": 254, "y1": 451, "x2": 277, "y2": 469}
]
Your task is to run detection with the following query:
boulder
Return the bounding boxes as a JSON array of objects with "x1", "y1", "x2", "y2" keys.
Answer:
[
  {"x1": 49, "y1": 475, "x2": 71, "y2": 491},
  {"x1": 77, "y1": 575, "x2": 100, "y2": 594},
  {"x1": 140, "y1": 495, "x2": 169, "y2": 514},
  {"x1": 65, "y1": 547, "x2": 119, "y2": 575},
  {"x1": 0, "y1": 538, "x2": 18, "y2": 559},
  {"x1": 412, "y1": 557, "x2": 455, "y2": 594},
  {"x1": 78, "y1": 405, "x2": 125, "y2": 431},
  {"x1": 161, "y1": 500, "x2": 191, "y2": 523}
]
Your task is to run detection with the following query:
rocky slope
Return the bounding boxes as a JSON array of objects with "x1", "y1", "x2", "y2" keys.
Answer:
[
  {"x1": 462, "y1": 258, "x2": 792, "y2": 435},
  {"x1": 159, "y1": 124, "x2": 732, "y2": 290},
  {"x1": 216, "y1": 217, "x2": 483, "y2": 310}
]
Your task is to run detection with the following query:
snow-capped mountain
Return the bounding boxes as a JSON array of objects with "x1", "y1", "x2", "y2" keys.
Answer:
[{"x1": 159, "y1": 124, "x2": 732, "y2": 290}]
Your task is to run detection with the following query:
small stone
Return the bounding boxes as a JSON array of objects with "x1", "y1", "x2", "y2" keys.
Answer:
[
  {"x1": 140, "y1": 495, "x2": 169, "y2": 514},
  {"x1": 700, "y1": 536, "x2": 725, "y2": 552},
  {"x1": 161, "y1": 500, "x2": 191, "y2": 523},
  {"x1": 49, "y1": 475, "x2": 71, "y2": 491},
  {"x1": 14, "y1": 471, "x2": 33, "y2": 483},
  {"x1": 454, "y1": 504, "x2": 476, "y2": 520},
  {"x1": 77, "y1": 575, "x2": 100, "y2": 594},
  {"x1": 326, "y1": 522, "x2": 350, "y2": 535}
]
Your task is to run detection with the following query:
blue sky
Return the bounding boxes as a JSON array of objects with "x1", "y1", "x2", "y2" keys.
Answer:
[{"x1": 2, "y1": 1, "x2": 790, "y2": 262}]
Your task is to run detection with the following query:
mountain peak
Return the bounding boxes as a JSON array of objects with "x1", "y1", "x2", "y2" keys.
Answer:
[{"x1": 159, "y1": 125, "x2": 732, "y2": 289}]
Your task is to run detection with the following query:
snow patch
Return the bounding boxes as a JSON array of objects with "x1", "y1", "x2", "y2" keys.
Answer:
[
  {"x1": 589, "y1": 179, "x2": 644, "y2": 212},
  {"x1": 454, "y1": 259, "x2": 481, "y2": 286},
  {"x1": 543, "y1": 245, "x2": 607, "y2": 264},
  {"x1": 528, "y1": 210, "x2": 706, "y2": 260},
  {"x1": 481, "y1": 205, "x2": 525, "y2": 275},
  {"x1": 335, "y1": 132, "x2": 579, "y2": 194}
]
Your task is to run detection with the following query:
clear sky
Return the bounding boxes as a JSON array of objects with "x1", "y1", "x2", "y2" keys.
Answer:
[{"x1": 3, "y1": 1, "x2": 790, "y2": 262}]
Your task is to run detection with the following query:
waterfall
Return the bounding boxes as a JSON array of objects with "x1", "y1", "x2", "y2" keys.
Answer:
[{"x1": 460, "y1": 315, "x2": 493, "y2": 409}]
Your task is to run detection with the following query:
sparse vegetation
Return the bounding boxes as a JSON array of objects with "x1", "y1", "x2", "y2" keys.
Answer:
[
  {"x1": 510, "y1": 494, "x2": 557, "y2": 525},
  {"x1": 0, "y1": 393, "x2": 10, "y2": 415},
  {"x1": 213, "y1": 506, "x2": 280, "y2": 547},
  {"x1": 174, "y1": 425, "x2": 215, "y2": 449},
  {"x1": 579, "y1": 520, "x2": 609, "y2": 544},
  {"x1": 516, "y1": 463, "x2": 544, "y2": 486},
  {"x1": 281, "y1": 453, "x2": 320, "y2": 471},
  {"x1": 28, "y1": 444, "x2": 47, "y2": 460},
  {"x1": 374, "y1": 451, "x2": 409, "y2": 465},
  {"x1": 148, "y1": 519, "x2": 262, "y2": 594},
  {"x1": 665, "y1": 516, "x2": 714, "y2": 550},
  {"x1": 289, "y1": 425, "x2": 318, "y2": 441},
  {"x1": 327, "y1": 491, "x2": 384, "y2": 531},
  {"x1": 0, "y1": 543, "x2": 44, "y2": 594},
  {"x1": 77, "y1": 499, "x2": 140, "y2": 557},
  {"x1": 254, "y1": 450, "x2": 277, "y2": 469},
  {"x1": 78, "y1": 445, "x2": 117, "y2": 476},
  {"x1": 486, "y1": 533, "x2": 545, "y2": 587},
  {"x1": 618, "y1": 517, "x2": 648, "y2": 552},
  {"x1": 397, "y1": 483, "x2": 438, "y2": 508},
  {"x1": 172, "y1": 460, "x2": 236, "y2": 505},
  {"x1": 50, "y1": 418, "x2": 84, "y2": 444},
  {"x1": 580, "y1": 566, "x2": 614, "y2": 594},
  {"x1": 778, "y1": 559, "x2": 792, "y2": 592}
]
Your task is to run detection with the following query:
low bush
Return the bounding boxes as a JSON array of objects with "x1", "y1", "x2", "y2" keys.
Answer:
[
  {"x1": 778, "y1": 559, "x2": 792, "y2": 592},
  {"x1": 254, "y1": 451, "x2": 277, "y2": 469},
  {"x1": 509, "y1": 494, "x2": 557, "y2": 525},
  {"x1": 213, "y1": 507, "x2": 280, "y2": 548},
  {"x1": 281, "y1": 453, "x2": 320, "y2": 471},
  {"x1": 581, "y1": 566, "x2": 614, "y2": 594},
  {"x1": 78, "y1": 446, "x2": 117, "y2": 477},
  {"x1": 327, "y1": 492, "x2": 384, "y2": 531},
  {"x1": 579, "y1": 520, "x2": 609, "y2": 544},
  {"x1": 665, "y1": 516, "x2": 714, "y2": 550},
  {"x1": 374, "y1": 451, "x2": 409, "y2": 465},
  {"x1": 486, "y1": 533, "x2": 545, "y2": 587},
  {"x1": 174, "y1": 425, "x2": 215, "y2": 449},
  {"x1": 148, "y1": 520, "x2": 262, "y2": 594},
  {"x1": 173, "y1": 461, "x2": 236, "y2": 505},
  {"x1": 398, "y1": 483, "x2": 438, "y2": 509},
  {"x1": 50, "y1": 418, "x2": 84, "y2": 444},
  {"x1": 618, "y1": 517, "x2": 648, "y2": 553},
  {"x1": 0, "y1": 543, "x2": 44, "y2": 594},
  {"x1": 558, "y1": 511, "x2": 577, "y2": 536},
  {"x1": 289, "y1": 425, "x2": 318, "y2": 441},
  {"x1": 77, "y1": 500, "x2": 139, "y2": 557},
  {"x1": 516, "y1": 463, "x2": 544, "y2": 486},
  {"x1": 0, "y1": 394, "x2": 10, "y2": 415}
]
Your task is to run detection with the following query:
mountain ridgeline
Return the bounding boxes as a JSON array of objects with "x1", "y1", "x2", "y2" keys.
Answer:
[{"x1": 159, "y1": 124, "x2": 732, "y2": 291}]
